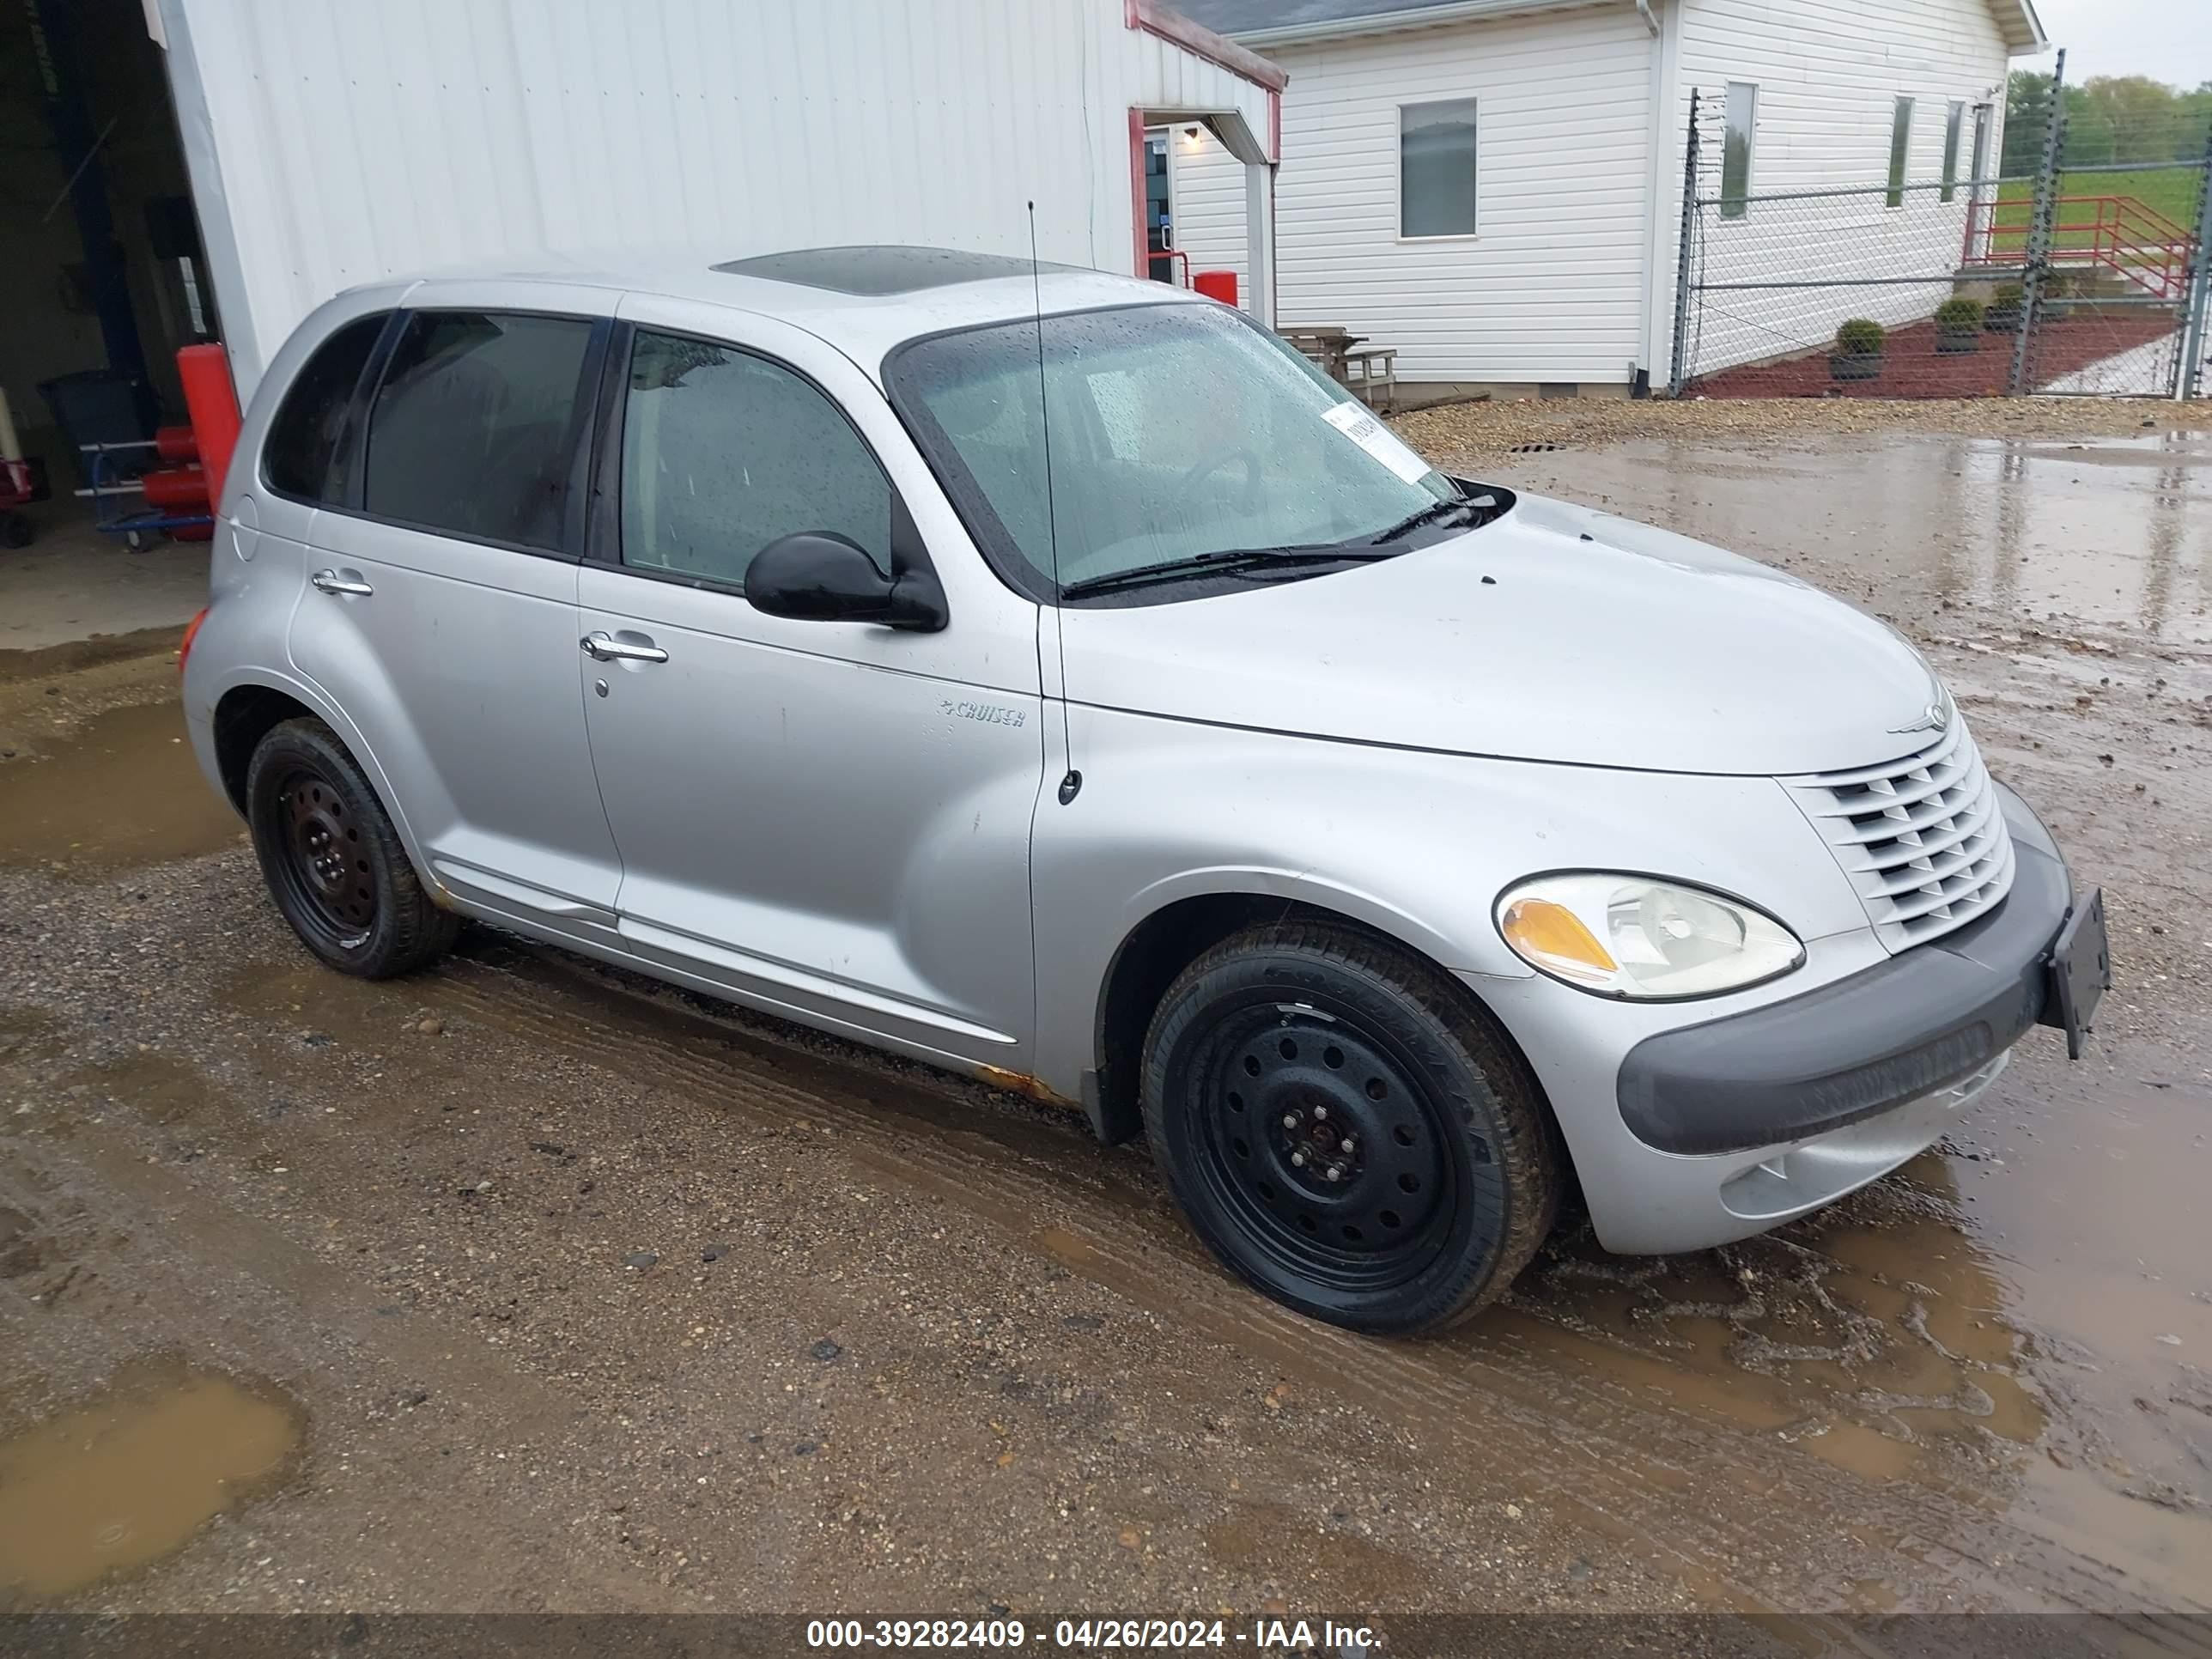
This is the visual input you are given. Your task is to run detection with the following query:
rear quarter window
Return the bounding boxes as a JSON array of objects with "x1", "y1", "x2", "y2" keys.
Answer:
[{"x1": 261, "y1": 312, "x2": 390, "y2": 502}]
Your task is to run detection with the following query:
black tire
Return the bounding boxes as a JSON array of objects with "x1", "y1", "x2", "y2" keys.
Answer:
[
  {"x1": 1140, "y1": 921, "x2": 1559, "y2": 1334},
  {"x1": 245, "y1": 717, "x2": 457, "y2": 979},
  {"x1": 0, "y1": 513, "x2": 31, "y2": 550}
]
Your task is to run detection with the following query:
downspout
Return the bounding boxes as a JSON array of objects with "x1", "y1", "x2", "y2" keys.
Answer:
[{"x1": 1633, "y1": 0, "x2": 1680, "y2": 394}]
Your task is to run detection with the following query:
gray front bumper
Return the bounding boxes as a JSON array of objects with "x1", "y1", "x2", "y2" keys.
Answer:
[{"x1": 1615, "y1": 784, "x2": 2071, "y2": 1158}]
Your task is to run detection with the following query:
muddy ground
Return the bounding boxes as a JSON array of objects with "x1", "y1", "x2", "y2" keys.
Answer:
[{"x1": 0, "y1": 421, "x2": 2207, "y2": 1631}]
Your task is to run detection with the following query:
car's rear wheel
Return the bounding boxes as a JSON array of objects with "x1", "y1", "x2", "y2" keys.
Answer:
[
  {"x1": 245, "y1": 717, "x2": 456, "y2": 978},
  {"x1": 1141, "y1": 921, "x2": 1558, "y2": 1334}
]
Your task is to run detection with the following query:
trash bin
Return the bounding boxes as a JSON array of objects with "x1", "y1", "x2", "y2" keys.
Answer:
[
  {"x1": 1194, "y1": 270, "x2": 1239, "y2": 307},
  {"x1": 37, "y1": 368, "x2": 157, "y2": 487}
]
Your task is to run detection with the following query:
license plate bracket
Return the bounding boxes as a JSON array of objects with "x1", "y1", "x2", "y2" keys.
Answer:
[{"x1": 2040, "y1": 886, "x2": 2111, "y2": 1060}]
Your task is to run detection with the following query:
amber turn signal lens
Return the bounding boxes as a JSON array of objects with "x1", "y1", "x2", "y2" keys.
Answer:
[{"x1": 1499, "y1": 896, "x2": 1617, "y2": 983}]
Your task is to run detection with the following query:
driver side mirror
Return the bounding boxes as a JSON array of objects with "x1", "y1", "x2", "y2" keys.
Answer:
[{"x1": 744, "y1": 533, "x2": 948, "y2": 632}]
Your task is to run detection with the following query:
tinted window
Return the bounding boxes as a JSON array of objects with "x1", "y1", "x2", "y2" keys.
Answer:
[
  {"x1": 263, "y1": 312, "x2": 387, "y2": 501},
  {"x1": 364, "y1": 311, "x2": 593, "y2": 550},
  {"x1": 619, "y1": 330, "x2": 892, "y2": 586}
]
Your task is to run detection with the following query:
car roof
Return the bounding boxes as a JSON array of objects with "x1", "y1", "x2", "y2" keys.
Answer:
[{"x1": 359, "y1": 245, "x2": 1202, "y2": 375}]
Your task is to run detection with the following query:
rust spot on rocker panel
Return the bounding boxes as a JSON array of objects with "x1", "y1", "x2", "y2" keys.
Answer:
[{"x1": 976, "y1": 1065, "x2": 1083, "y2": 1112}]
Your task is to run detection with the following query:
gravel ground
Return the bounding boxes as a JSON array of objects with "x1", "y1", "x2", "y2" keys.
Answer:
[{"x1": 1390, "y1": 394, "x2": 2183, "y2": 470}]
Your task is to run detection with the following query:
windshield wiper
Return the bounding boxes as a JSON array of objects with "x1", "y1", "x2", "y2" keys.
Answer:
[
  {"x1": 1059, "y1": 545, "x2": 1393, "y2": 599},
  {"x1": 1367, "y1": 493, "x2": 1489, "y2": 544}
]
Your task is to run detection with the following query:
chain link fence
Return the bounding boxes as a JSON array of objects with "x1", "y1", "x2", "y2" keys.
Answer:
[{"x1": 1671, "y1": 51, "x2": 2212, "y2": 400}]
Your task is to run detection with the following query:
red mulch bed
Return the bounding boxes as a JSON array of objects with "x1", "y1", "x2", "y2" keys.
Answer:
[{"x1": 1687, "y1": 311, "x2": 2179, "y2": 398}]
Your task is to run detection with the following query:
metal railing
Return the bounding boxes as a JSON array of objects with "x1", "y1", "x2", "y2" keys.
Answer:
[{"x1": 1964, "y1": 195, "x2": 2196, "y2": 301}]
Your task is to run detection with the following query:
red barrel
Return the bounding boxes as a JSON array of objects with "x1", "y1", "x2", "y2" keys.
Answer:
[
  {"x1": 176, "y1": 343, "x2": 243, "y2": 502},
  {"x1": 141, "y1": 464, "x2": 210, "y2": 513},
  {"x1": 155, "y1": 424, "x2": 199, "y2": 464},
  {"x1": 1194, "y1": 269, "x2": 1239, "y2": 307}
]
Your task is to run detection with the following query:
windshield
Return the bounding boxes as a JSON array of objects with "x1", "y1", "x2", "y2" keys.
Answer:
[{"x1": 884, "y1": 303, "x2": 1461, "y2": 599}]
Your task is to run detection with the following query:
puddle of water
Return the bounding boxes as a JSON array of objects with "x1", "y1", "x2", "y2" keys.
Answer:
[
  {"x1": 1486, "y1": 1047, "x2": 2212, "y2": 1588},
  {"x1": 60, "y1": 1050, "x2": 230, "y2": 1131},
  {"x1": 1502, "y1": 429, "x2": 2212, "y2": 648},
  {"x1": 1494, "y1": 1162, "x2": 2040, "y2": 1487},
  {"x1": 0, "y1": 699, "x2": 240, "y2": 873},
  {"x1": 1948, "y1": 1066, "x2": 2212, "y2": 1574},
  {"x1": 0, "y1": 1362, "x2": 301, "y2": 1603}
]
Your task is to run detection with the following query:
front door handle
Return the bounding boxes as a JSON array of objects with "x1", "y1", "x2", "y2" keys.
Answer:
[
  {"x1": 310, "y1": 569, "x2": 374, "y2": 597},
  {"x1": 580, "y1": 630, "x2": 670, "y2": 665}
]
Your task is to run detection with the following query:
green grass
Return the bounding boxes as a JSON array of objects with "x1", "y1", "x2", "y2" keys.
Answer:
[{"x1": 1989, "y1": 168, "x2": 2203, "y2": 251}]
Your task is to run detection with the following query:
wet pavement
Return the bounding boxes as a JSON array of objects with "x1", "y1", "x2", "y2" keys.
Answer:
[{"x1": 0, "y1": 422, "x2": 2208, "y2": 1620}]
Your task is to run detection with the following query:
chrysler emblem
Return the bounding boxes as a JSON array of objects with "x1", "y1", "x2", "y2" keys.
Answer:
[{"x1": 1889, "y1": 701, "x2": 1950, "y2": 736}]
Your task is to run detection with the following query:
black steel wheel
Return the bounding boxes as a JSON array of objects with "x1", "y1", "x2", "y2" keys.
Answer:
[
  {"x1": 1141, "y1": 921, "x2": 1559, "y2": 1334},
  {"x1": 245, "y1": 717, "x2": 457, "y2": 978}
]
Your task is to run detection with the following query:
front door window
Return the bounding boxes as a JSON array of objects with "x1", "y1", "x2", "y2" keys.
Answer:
[{"x1": 619, "y1": 330, "x2": 894, "y2": 585}]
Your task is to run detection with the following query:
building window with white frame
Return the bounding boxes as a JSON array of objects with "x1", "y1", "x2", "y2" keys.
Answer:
[
  {"x1": 1942, "y1": 100, "x2": 1966, "y2": 202},
  {"x1": 1400, "y1": 99, "x2": 1479, "y2": 238},
  {"x1": 1887, "y1": 96, "x2": 1914, "y2": 208},
  {"x1": 1720, "y1": 82, "x2": 1758, "y2": 219}
]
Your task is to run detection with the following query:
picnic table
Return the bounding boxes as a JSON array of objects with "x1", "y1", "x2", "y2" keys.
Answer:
[{"x1": 1280, "y1": 325, "x2": 1398, "y2": 411}]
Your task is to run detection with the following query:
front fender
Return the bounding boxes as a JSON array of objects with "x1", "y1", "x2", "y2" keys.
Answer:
[{"x1": 1028, "y1": 705, "x2": 1870, "y2": 1100}]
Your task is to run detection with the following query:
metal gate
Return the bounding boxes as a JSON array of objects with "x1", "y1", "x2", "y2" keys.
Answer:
[{"x1": 1671, "y1": 51, "x2": 2212, "y2": 400}]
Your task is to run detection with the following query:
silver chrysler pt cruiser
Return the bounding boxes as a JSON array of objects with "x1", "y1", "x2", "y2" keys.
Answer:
[{"x1": 181, "y1": 247, "x2": 2109, "y2": 1334}]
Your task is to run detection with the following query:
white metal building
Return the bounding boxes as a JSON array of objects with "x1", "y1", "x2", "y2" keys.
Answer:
[
  {"x1": 1168, "y1": 0, "x2": 2046, "y2": 397},
  {"x1": 148, "y1": 0, "x2": 1286, "y2": 404}
]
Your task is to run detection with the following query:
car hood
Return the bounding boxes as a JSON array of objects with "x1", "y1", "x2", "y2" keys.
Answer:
[{"x1": 1057, "y1": 490, "x2": 1946, "y2": 776}]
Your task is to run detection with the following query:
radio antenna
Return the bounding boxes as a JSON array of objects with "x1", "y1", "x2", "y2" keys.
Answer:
[{"x1": 1030, "y1": 200, "x2": 1080, "y2": 805}]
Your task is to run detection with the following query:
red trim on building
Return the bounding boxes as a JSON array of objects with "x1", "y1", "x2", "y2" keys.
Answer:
[
  {"x1": 1128, "y1": 107, "x2": 1150, "y2": 277},
  {"x1": 1130, "y1": 0, "x2": 1289, "y2": 93}
]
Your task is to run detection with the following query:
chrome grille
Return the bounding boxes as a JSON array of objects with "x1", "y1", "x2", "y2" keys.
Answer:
[{"x1": 1784, "y1": 716, "x2": 2015, "y2": 952}]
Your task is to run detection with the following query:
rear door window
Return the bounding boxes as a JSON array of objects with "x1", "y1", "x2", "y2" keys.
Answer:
[
  {"x1": 262, "y1": 312, "x2": 389, "y2": 502},
  {"x1": 617, "y1": 329, "x2": 894, "y2": 586},
  {"x1": 363, "y1": 311, "x2": 595, "y2": 551}
]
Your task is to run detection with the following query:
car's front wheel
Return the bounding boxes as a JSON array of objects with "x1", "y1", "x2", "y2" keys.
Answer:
[
  {"x1": 245, "y1": 716, "x2": 457, "y2": 978},
  {"x1": 1141, "y1": 921, "x2": 1559, "y2": 1334}
]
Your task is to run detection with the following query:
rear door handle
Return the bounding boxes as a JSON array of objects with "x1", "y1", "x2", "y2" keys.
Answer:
[
  {"x1": 310, "y1": 569, "x2": 374, "y2": 597},
  {"x1": 580, "y1": 630, "x2": 669, "y2": 664}
]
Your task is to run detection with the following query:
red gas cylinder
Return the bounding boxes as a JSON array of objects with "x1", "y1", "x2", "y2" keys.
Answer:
[
  {"x1": 141, "y1": 464, "x2": 210, "y2": 513},
  {"x1": 1193, "y1": 270, "x2": 1239, "y2": 307},
  {"x1": 155, "y1": 424, "x2": 199, "y2": 464},
  {"x1": 176, "y1": 343, "x2": 243, "y2": 502}
]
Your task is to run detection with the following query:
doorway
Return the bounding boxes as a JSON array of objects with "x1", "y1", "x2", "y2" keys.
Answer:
[{"x1": 1143, "y1": 128, "x2": 1175, "y2": 283}]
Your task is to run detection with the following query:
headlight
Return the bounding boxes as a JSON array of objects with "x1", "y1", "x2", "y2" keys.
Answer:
[{"x1": 1495, "y1": 873, "x2": 1803, "y2": 1000}]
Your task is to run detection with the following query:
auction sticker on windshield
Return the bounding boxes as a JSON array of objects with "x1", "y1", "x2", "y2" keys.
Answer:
[{"x1": 1321, "y1": 401, "x2": 1431, "y2": 484}]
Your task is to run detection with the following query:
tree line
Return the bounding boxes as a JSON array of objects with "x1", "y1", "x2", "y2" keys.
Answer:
[{"x1": 2002, "y1": 72, "x2": 2212, "y2": 172}]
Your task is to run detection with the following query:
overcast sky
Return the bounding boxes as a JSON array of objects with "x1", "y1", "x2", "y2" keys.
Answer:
[{"x1": 2021, "y1": 0, "x2": 2212, "y2": 88}]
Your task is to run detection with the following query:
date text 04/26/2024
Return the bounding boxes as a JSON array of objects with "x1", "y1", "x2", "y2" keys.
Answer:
[{"x1": 804, "y1": 1618, "x2": 1378, "y2": 1650}]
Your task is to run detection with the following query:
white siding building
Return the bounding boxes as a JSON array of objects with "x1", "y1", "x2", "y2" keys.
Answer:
[
  {"x1": 149, "y1": 0, "x2": 1286, "y2": 403},
  {"x1": 1170, "y1": 0, "x2": 2045, "y2": 397}
]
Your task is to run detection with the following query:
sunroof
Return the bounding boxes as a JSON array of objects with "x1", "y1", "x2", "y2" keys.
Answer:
[{"x1": 711, "y1": 246, "x2": 1075, "y2": 296}]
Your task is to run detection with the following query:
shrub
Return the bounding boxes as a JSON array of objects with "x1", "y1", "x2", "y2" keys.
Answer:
[
  {"x1": 1936, "y1": 298, "x2": 1984, "y2": 331},
  {"x1": 1834, "y1": 318, "x2": 1887, "y2": 356}
]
